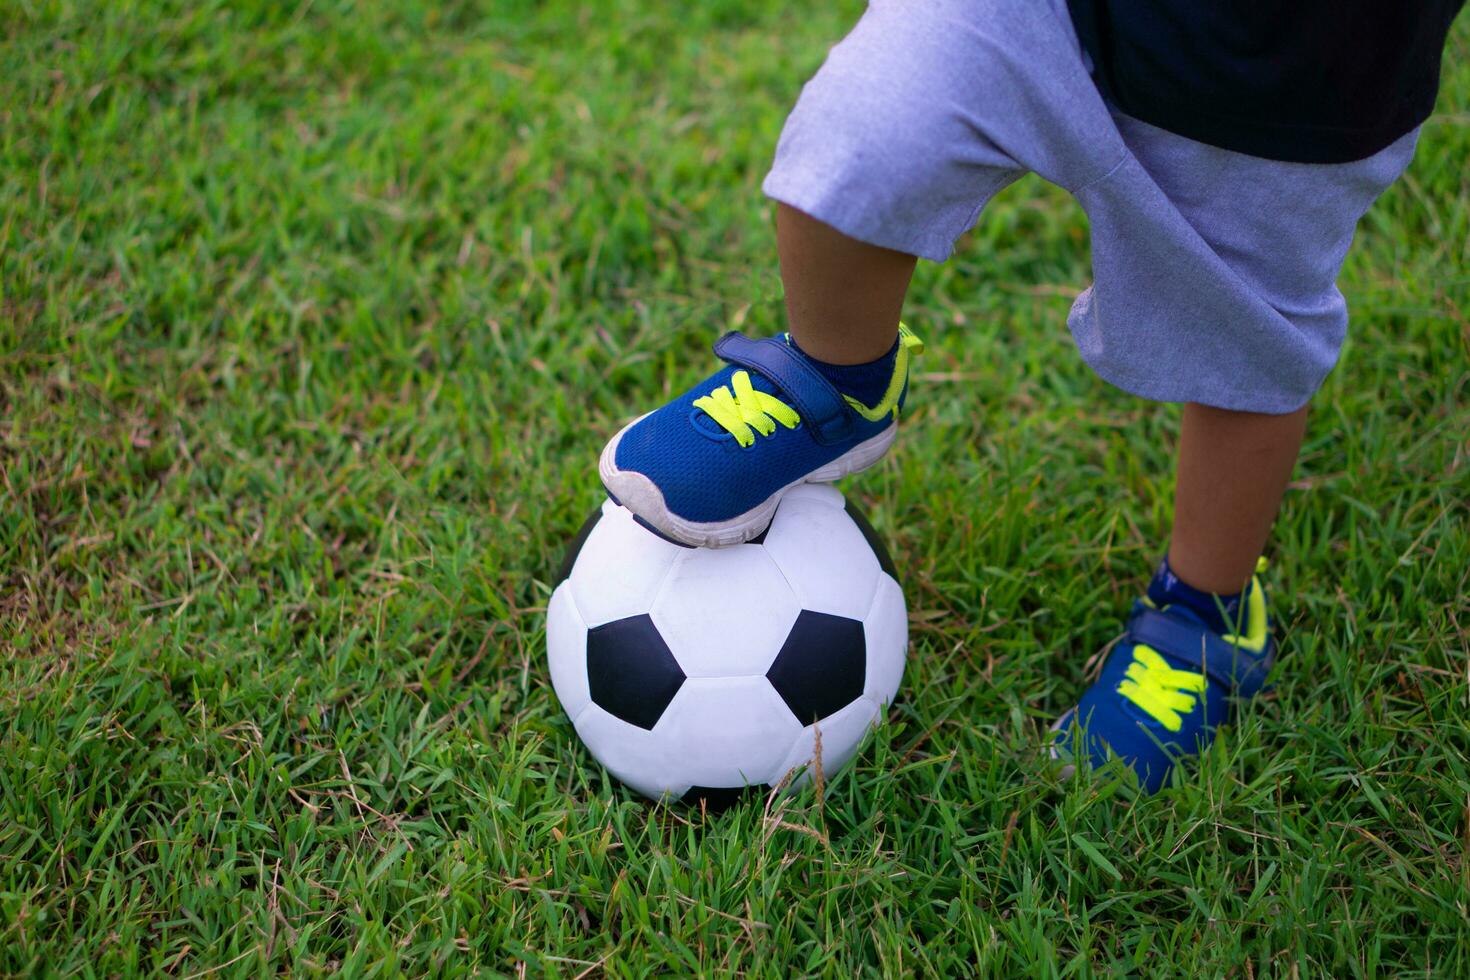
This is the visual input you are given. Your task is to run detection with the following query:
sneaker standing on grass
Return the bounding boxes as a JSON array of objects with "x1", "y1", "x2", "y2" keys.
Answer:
[{"x1": 599, "y1": 0, "x2": 1467, "y2": 792}]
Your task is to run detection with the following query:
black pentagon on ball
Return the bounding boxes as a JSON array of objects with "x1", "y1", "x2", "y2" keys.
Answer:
[
  {"x1": 587, "y1": 614, "x2": 686, "y2": 730},
  {"x1": 843, "y1": 499, "x2": 898, "y2": 581},
  {"x1": 765, "y1": 610, "x2": 866, "y2": 724},
  {"x1": 680, "y1": 784, "x2": 763, "y2": 813}
]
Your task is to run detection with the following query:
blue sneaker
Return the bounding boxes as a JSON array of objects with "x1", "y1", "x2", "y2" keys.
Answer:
[
  {"x1": 1051, "y1": 561, "x2": 1275, "y2": 793},
  {"x1": 599, "y1": 327, "x2": 923, "y2": 548}
]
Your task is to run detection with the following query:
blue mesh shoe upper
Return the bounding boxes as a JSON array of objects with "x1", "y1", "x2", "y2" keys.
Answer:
[
  {"x1": 608, "y1": 331, "x2": 916, "y2": 524},
  {"x1": 1053, "y1": 585, "x2": 1275, "y2": 793}
]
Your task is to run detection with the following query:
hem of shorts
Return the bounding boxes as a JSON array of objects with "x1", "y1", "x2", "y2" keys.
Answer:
[
  {"x1": 764, "y1": 168, "x2": 1329, "y2": 415},
  {"x1": 761, "y1": 171, "x2": 956, "y2": 263},
  {"x1": 1076, "y1": 350, "x2": 1321, "y2": 415}
]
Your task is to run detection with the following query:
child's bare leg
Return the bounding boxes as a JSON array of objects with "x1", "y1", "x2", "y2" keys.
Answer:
[
  {"x1": 1055, "y1": 400, "x2": 1306, "y2": 788},
  {"x1": 777, "y1": 204, "x2": 915, "y2": 364},
  {"x1": 1168, "y1": 402, "x2": 1310, "y2": 593},
  {"x1": 773, "y1": 201, "x2": 1309, "y2": 598}
]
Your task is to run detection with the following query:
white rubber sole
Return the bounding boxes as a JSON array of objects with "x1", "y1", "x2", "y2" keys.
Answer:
[{"x1": 598, "y1": 419, "x2": 898, "y2": 549}]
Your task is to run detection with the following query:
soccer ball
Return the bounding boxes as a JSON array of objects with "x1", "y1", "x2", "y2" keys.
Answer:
[{"x1": 546, "y1": 484, "x2": 908, "y2": 806}]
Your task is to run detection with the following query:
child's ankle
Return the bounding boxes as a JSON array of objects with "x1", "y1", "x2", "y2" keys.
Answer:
[
  {"x1": 1146, "y1": 553, "x2": 1250, "y2": 635},
  {"x1": 790, "y1": 334, "x2": 901, "y2": 406}
]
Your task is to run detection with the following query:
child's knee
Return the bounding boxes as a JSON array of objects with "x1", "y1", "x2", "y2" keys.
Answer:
[{"x1": 766, "y1": 24, "x2": 1017, "y2": 259}]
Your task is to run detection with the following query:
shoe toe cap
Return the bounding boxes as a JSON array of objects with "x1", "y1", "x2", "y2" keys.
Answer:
[{"x1": 1056, "y1": 685, "x2": 1212, "y2": 793}]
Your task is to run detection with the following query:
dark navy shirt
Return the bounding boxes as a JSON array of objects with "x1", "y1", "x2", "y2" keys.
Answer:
[{"x1": 1066, "y1": 0, "x2": 1466, "y2": 162}]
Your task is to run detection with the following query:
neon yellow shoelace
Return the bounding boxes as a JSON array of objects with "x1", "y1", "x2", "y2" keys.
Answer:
[
  {"x1": 693, "y1": 326, "x2": 925, "y2": 447},
  {"x1": 1120, "y1": 557, "x2": 1271, "y2": 728},
  {"x1": 693, "y1": 370, "x2": 801, "y2": 448},
  {"x1": 1117, "y1": 645, "x2": 1208, "y2": 731}
]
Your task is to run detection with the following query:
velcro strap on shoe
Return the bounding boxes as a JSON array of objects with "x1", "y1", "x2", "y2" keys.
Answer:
[
  {"x1": 1128, "y1": 605, "x2": 1273, "y2": 696},
  {"x1": 712, "y1": 332, "x2": 853, "y2": 445}
]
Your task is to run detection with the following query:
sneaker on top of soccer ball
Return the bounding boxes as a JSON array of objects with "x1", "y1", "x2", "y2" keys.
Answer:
[{"x1": 599, "y1": 327, "x2": 923, "y2": 548}]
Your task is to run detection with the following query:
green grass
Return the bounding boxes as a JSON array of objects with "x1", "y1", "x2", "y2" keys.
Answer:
[{"x1": 3, "y1": 0, "x2": 1468, "y2": 974}]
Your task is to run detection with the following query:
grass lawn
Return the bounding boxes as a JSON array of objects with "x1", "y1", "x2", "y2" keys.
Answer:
[{"x1": 3, "y1": 0, "x2": 1469, "y2": 974}]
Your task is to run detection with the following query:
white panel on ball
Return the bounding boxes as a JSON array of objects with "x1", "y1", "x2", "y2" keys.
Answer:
[
  {"x1": 573, "y1": 704, "x2": 689, "y2": 802},
  {"x1": 780, "y1": 484, "x2": 846, "y2": 510},
  {"x1": 648, "y1": 547, "x2": 800, "y2": 677},
  {"x1": 569, "y1": 500, "x2": 683, "y2": 627},
  {"x1": 545, "y1": 583, "x2": 591, "y2": 719},
  {"x1": 761, "y1": 492, "x2": 881, "y2": 621},
  {"x1": 775, "y1": 695, "x2": 882, "y2": 790},
  {"x1": 655, "y1": 676, "x2": 804, "y2": 789},
  {"x1": 863, "y1": 574, "x2": 908, "y2": 707}
]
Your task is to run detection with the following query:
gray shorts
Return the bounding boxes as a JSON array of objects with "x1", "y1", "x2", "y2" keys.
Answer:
[{"x1": 761, "y1": 0, "x2": 1420, "y2": 412}]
